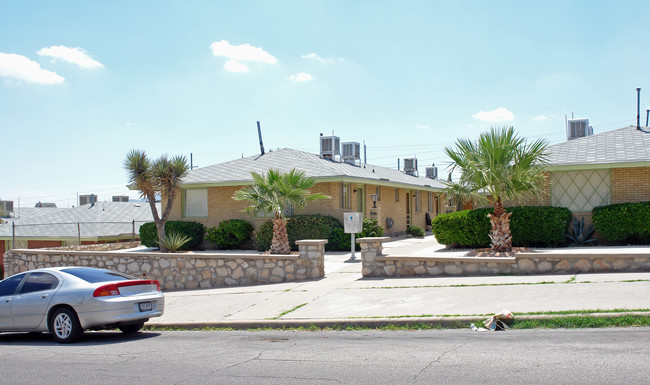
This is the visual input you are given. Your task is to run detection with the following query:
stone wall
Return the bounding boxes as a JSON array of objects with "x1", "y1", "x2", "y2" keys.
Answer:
[
  {"x1": 358, "y1": 238, "x2": 650, "y2": 277},
  {"x1": 46, "y1": 241, "x2": 141, "y2": 252},
  {"x1": 4, "y1": 239, "x2": 326, "y2": 291}
]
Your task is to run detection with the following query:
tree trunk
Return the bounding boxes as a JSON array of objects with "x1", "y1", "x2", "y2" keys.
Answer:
[
  {"x1": 270, "y1": 215, "x2": 291, "y2": 254},
  {"x1": 487, "y1": 200, "x2": 512, "y2": 252},
  {"x1": 155, "y1": 220, "x2": 169, "y2": 253}
]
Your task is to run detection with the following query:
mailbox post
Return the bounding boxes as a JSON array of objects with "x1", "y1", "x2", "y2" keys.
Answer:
[{"x1": 344, "y1": 212, "x2": 363, "y2": 262}]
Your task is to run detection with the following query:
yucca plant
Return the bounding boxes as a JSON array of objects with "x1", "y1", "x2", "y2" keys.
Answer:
[
  {"x1": 158, "y1": 231, "x2": 191, "y2": 253},
  {"x1": 566, "y1": 217, "x2": 597, "y2": 247}
]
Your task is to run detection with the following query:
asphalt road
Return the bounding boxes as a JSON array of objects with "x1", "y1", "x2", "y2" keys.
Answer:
[{"x1": 0, "y1": 328, "x2": 648, "y2": 384}]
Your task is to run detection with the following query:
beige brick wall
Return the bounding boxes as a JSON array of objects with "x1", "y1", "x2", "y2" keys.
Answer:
[
  {"x1": 612, "y1": 167, "x2": 650, "y2": 204},
  {"x1": 167, "y1": 182, "x2": 444, "y2": 235}
]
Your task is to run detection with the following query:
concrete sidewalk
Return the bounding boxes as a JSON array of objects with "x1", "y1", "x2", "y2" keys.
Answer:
[{"x1": 148, "y1": 236, "x2": 650, "y2": 328}]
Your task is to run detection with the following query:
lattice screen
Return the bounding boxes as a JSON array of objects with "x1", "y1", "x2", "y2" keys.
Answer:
[{"x1": 551, "y1": 170, "x2": 611, "y2": 211}]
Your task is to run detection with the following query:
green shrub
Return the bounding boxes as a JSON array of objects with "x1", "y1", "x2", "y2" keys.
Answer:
[
  {"x1": 139, "y1": 221, "x2": 205, "y2": 250},
  {"x1": 331, "y1": 219, "x2": 385, "y2": 251},
  {"x1": 509, "y1": 206, "x2": 572, "y2": 248},
  {"x1": 430, "y1": 209, "x2": 491, "y2": 248},
  {"x1": 593, "y1": 201, "x2": 650, "y2": 244},
  {"x1": 255, "y1": 215, "x2": 346, "y2": 251},
  {"x1": 431, "y1": 206, "x2": 571, "y2": 248},
  {"x1": 406, "y1": 226, "x2": 425, "y2": 237},
  {"x1": 207, "y1": 219, "x2": 254, "y2": 249},
  {"x1": 158, "y1": 232, "x2": 191, "y2": 252}
]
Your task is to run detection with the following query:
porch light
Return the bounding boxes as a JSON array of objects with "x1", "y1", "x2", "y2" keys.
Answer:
[{"x1": 370, "y1": 193, "x2": 378, "y2": 208}]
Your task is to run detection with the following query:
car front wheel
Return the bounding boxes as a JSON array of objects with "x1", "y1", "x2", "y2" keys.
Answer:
[{"x1": 50, "y1": 308, "x2": 83, "y2": 343}]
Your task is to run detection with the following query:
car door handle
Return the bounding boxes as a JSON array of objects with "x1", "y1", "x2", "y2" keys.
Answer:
[
  {"x1": 41, "y1": 294, "x2": 49, "y2": 299},
  {"x1": 3, "y1": 298, "x2": 11, "y2": 303}
]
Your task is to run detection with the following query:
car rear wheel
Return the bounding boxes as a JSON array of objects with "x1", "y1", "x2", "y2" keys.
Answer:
[
  {"x1": 119, "y1": 322, "x2": 145, "y2": 334},
  {"x1": 50, "y1": 308, "x2": 83, "y2": 343}
]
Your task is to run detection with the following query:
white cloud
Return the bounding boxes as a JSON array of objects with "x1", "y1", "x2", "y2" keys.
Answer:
[
  {"x1": 0, "y1": 52, "x2": 64, "y2": 84},
  {"x1": 414, "y1": 124, "x2": 430, "y2": 129},
  {"x1": 210, "y1": 40, "x2": 276, "y2": 64},
  {"x1": 301, "y1": 52, "x2": 334, "y2": 63},
  {"x1": 37, "y1": 45, "x2": 104, "y2": 68},
  {"x1": 533, "y1": 114, "x2": 548, "y2": 121},
  {"x1": 472, "y1": 107, "x2": 515, "y2": 122},
  {"x1": 289, "y1": 72, "x2": 313, "y2": 82},
  {"x1": 224, "y1": 60, "x2": 250, "y2": 72}
]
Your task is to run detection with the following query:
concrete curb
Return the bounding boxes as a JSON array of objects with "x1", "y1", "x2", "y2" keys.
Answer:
[{"x1": 146, "y1": 312, "x2": 650, "y2": 330}]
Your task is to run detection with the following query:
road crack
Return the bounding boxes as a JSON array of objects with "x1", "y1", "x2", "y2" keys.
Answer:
[{"x1": 413, "y1": 344, "x2": 462, "y2": 381}]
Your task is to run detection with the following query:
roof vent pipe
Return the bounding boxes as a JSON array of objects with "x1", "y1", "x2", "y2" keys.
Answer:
[
  {"x1": 257, "y1": 121, "x2": 265, "y2": 155},
  {"x1": 637, "y1": 88, "x2": 641, "y2": 130}
]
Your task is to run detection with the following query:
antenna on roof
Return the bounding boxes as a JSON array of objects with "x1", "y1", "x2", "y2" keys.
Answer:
[
  {"x1": 257, "y1": 121, "x2": 265, "y2": 155},
  {"x1": 636, "y1": 88, "x2": 641, "y2": 130}
]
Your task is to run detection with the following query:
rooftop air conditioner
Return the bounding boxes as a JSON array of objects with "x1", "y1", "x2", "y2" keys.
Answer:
[
  {"x1": 403, "y1": 158, "x2": 417, "y2": 176},
  {"x1": 567, "y1": 118, "x2": 593, "y2": 140},
  {"x1": 341, "y1": 142, "x2": 361, "y2": 165},
  {"x1": 425, "y1": 165, "x2": 438, "y2": 179},
  {"x1": 320, "y1": 135, "x2": 340, "y2": 160}
]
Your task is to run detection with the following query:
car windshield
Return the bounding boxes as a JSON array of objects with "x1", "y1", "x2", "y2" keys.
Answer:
[{"x1": 61, "y1": 268, "x2": 136, "y2": 283}]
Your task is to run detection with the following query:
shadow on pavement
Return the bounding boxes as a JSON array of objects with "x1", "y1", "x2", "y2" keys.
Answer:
[{"x1": 0, "y1": 330, "x2": 161, "y2": 346}]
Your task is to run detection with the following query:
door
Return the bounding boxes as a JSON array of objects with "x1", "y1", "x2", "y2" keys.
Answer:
[
  {"x1": 405, "y1": 193, "x2": 411, "y2": 229},
  {"x1": 10, "y1": 272, "x2": 60, "y2": 329},
  {"x1": 356, "y1": 187, "x2": 364, "y2": 214},
  {"x1": 0, "y1": 273, "x2": 27, "y2": 330}
]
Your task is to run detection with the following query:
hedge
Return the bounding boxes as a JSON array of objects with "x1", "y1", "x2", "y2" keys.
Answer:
[
  {"x1": 431, "y1": 206, "x2": 572, "y2": 248},
  {"x1": 592, "y1": 201, "x2": 650, "y2": 244},
  {"x1": 255, "y1": 215, "x2": 346, "y2": 252},
  {"x1": 332, "y1": 219, "x2": 385, "y2": 251},
  {"x1": 206, "y1": 219, "x2": 254, "y2": 249},
  {"x1": 139, "y1": 221, "x2": 206, "y2": 250}
]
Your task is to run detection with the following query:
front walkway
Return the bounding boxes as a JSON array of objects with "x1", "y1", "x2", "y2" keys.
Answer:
[{"x1": 149, "y1": 235, "x2": 650, "y2": 327}]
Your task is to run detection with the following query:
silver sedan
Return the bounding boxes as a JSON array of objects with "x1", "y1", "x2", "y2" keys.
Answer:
[{"x1": 0, "y1": 266, "x2": 164, "y2": 343}]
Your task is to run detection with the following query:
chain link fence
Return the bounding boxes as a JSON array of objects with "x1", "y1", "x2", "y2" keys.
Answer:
[{"x1": 9, "y1": 220, "x2": 150, "y2": 249}]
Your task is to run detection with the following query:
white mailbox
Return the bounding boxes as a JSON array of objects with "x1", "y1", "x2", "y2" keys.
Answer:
[{"x1": 344, "y1": 212, "x2": 363, "y2": 233}]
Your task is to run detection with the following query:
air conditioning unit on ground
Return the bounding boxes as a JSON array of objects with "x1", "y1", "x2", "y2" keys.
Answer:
[
  {"x1": 320, "y1": 135, "x2": 340, "y2": 160},
  {"x1": 341, "y1": 142, "x2": 361, "y2": 165}
]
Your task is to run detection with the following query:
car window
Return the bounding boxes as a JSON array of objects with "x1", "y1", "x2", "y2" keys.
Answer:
[
  {"x1": 18, "y1": 272, "x2": 60, "y2": 294},
  {"x1": 60, "y1": 268, "x2": 135, "y2": 283},
  {"x1": 0, "y1": 274, "x2": 27, "y2": 297}
]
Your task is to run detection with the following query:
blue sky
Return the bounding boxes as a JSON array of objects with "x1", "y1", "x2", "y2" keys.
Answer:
[{"x1": 2, "y1": 1, "x2": 649, "y2": 208}]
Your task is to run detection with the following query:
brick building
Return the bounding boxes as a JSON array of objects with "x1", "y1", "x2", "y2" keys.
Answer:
[
  {"x1": 531, "y1": 125, "x2": 650, "y2": 225},
  {"x1": 166, "y1": 148, "x2": 447, "y2": 235}
]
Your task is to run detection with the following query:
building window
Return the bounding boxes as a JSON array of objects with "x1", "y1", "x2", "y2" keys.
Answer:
[
  {"x1": 340, "y1": 183, "x2": 351, "y2": 210},
  {"x1": 375, "y1": 186, "x2": 381, "y2": 201},
  {"x1": 415, "y1": 191, "x2": 422, "y2": 212},
  {"x1": 184, "y1": 189, "x2": 208, "y2": 218},
  {"x1": 395, "y1": 188, "x2": 400, "y2": 202},
  {"x1": 427, "y1": 192, "x2": 433, "y2": 212}
]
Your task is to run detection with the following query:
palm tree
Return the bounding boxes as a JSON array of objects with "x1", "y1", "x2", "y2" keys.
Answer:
[
  {"x1": 233, "y1": 169, "x2": 330, "y2": 254},
  {"x1": 124, "y1": 149, "x2": 189, "y2": 252},
  {"x1": 444, "y1": 127, "x2": 549, "y2": 252}
]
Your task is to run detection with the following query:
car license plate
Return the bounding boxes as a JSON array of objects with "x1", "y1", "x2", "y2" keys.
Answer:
[{"x1": 138, "y1": 302, "x2": 153, "y2": 312}]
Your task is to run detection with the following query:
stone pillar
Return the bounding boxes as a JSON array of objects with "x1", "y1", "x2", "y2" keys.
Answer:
[
  {"x1": 358, "y1": 237, "x2": 390, "y2": 277},
  {"x1": 296, "y1": 239, "x2": 327, "y2": 279}
]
